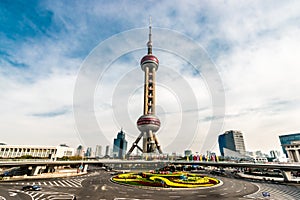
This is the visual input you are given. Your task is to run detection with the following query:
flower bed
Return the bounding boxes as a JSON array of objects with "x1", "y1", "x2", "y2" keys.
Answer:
[{"x1": 111, "y1": 172, "x2": 220, "y2": 188}]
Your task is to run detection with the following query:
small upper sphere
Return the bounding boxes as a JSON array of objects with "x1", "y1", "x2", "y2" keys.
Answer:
[
  {"x1": 140, "y1": 55, "x2": 159, "y2": 71},
  {"x1": 140, "y1": 55, "x2": 159, "y2": 66}
]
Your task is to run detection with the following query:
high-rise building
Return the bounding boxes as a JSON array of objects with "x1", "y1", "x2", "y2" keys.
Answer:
[
  {"x1": 95, "y1": 145, "x2": 102, "y2": 158},
  {"x1": 85, "y1": 147, "x2": 92, "y2": 157},
  {"x1": 218, "y1": 130, "x2": 246, "y2": 157},
  {"x1": 76, "y1": 145, "x2": 84, "y2": 157},
  {"x1": 279, "y1": 133, "x2": 300, "y2": 157},
  {"x1": 127, "y1": 18, "x2": 162, "y2": 157},
  {"x1": 105, "y1": 145, "x2": 110, "y2": 157},
  {"x1": 184, "y1": 150, "x2": 192, "y2": 157},
  {"x1": 113, "y1": 129, "x2": 128, "y2": 159}
]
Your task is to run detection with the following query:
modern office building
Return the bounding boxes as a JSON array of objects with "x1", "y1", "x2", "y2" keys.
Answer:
[
  {"x1": 0, "y1": 144, "x2": 74, "y2": 159},
  {"x1": 95, "y1": 145, "x2": 102, "y2": 158},
  {"x1": 279, "y1": 133, "x2": 300, "y2": 157},
  {"x1": 218, "y1": 130, "x2": 246, "y2": 157},
  {"x1": 113, "y1": 129, "x2": 128, "y2": 159}
]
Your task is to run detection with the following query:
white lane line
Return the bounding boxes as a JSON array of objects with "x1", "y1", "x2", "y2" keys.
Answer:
[
  {"x1": 43, "y1": 182, "x2": 47, "y2": 185},
  {"x1": 48, "y1": 182, "x2": 53, "y2": 186}
]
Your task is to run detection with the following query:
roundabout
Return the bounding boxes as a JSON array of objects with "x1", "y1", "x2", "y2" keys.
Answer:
[{"x1": 111, "y1": 171, "x2": 221, "y2": 188}]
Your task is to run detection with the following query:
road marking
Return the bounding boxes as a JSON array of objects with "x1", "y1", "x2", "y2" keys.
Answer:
[
  {"x1": 52, "y1": 181, "x2": 60, "y2": 186},
  {"x1": 61, "y1": 180, "x2": 73, "y2": 187},
  {"x1": 9, "y1": 192, "x2": 17, "y2": 197},
  {"x1": 31, "y1": 193, "x2": 39, "y2": 198},
  {"x1": 57, "y1": 180, "x2": 66, "y2": 187},
  {"x1": 67, "y1": 180, "x2": 81, "y2": 187},
  {"x1": 36, "y1": 193, "x2": 44, "y2": 199},
  {"x1": 101, "y1": 185, "x2": 107, "y2": 191}
]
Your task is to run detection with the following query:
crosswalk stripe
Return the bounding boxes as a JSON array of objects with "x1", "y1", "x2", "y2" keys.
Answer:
[
  {"x1": 61, "y1": 180, "x2": 73, "y2": 187},
  {"x1": 65, "y1": 180, "x2": 81, "y2": 187},
  {"x1": 52, "y1": 181, "x2": 60, "y2": 186},
  {"x1": 57, "y1": 180, "x2": 66, "y2": 187}
]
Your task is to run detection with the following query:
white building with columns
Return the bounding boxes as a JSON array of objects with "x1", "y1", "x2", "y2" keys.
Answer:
[
  {"x1": 284, "y1": 141, "x2": 300, "y2": 162},
  {"x1": 0, "y1": 144, "x2": 74, "y2": 159}
]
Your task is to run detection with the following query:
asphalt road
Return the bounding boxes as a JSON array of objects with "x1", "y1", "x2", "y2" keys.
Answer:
[{"x1": 0, "y1": 169, "x2": 299, "y2": 199}]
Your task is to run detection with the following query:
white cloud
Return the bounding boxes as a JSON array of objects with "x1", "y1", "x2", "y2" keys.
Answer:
[{"x1": 1, "y1": 0, "x2": 300, "y2": 155}]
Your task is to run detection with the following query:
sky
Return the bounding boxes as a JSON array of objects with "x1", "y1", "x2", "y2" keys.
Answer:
[{"x1": 1, "y1": 0, "x2": 300, "y2": 155}]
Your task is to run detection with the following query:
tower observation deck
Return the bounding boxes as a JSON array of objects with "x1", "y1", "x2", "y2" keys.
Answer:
[{"x1": 126, "y1": 19, "x2": 162, "y2": 157}]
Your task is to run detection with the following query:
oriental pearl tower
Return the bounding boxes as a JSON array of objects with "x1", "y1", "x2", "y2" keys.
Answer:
[{"x1": 126, "y1": 19, "x2": 162, "y2": 156}]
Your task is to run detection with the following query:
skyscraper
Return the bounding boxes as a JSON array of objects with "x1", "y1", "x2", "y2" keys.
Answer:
[
  {"x1": 95, "y1": 145, "x2": 102, "y2": 158},
  {"x1": 105, "y1": 145, "x2": 110, "y2": 157},
  {"x1": 218, "y1": 130, "x2": 246, "y2": 157},
  {"x1": 85, "y1": 147, "x2": 92, "y2": 157},
  {"x1": 113, "y1": 129, "x2": 128, "y2": 159},
  {"x1": 76, "y1": 145, "x2": 84, "y2": 157},
  {"x1": 127, "y1": 18, "x2": 162, "y2": 156}
]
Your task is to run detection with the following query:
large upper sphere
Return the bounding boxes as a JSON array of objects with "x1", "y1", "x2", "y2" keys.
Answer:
[
  {"x1": 140, "y1": 55, "x2": 159, "y2": 71},
  {"x1": 137, "y1": 115, "x2": 161, "y2": 132}
]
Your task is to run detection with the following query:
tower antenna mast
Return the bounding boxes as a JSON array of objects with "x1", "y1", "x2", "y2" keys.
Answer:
[{"x1": 147, "y1": 16, "x2": 152, "y2": 54}]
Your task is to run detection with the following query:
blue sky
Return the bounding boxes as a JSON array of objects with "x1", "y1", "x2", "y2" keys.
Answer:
[{"x1": 1, "y1": 0, "x2": 300, "y2": 155}]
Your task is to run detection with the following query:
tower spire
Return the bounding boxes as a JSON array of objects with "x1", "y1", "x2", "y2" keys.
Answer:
[{"x1": 147, "y1": 16, "x2": 152, "y2": 55}]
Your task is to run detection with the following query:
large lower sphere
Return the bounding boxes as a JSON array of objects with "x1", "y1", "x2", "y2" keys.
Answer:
[{"x1": 137, "y1": 115, "x2": 161, "y2": 132}]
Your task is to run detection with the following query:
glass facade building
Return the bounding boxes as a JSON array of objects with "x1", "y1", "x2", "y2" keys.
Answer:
[
  {"x1": 218, "y1": 130, "x2": 246, "y2": 157},
  {"x1": 113, "y1": 129, "x2": 128, "y2": 159}
]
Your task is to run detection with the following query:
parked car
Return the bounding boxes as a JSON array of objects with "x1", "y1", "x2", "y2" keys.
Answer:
[{"x1": 22, "y1": 185, "x2": 41, "y2": 191}]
